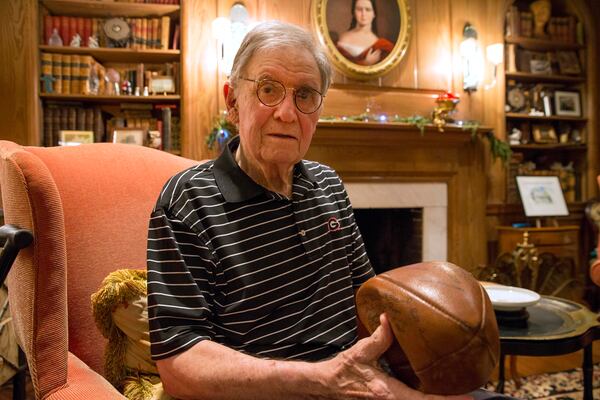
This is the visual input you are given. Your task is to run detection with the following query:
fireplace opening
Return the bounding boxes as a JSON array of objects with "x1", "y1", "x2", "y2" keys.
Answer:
[{"x1": 354, "y1": 208, "x2": 423, "y2": 275}]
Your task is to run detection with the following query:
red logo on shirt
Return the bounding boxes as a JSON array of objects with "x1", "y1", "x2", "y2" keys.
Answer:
[{"x1": 327, "y1": 217, "x2": 341, "y2": 232}]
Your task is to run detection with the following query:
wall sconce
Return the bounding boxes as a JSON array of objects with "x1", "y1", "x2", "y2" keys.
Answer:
[
  {"x1": 459, "y1": 23, "x2": 484, "y2": 93},
  {"x1": 484, "y1": 43, "x2": 503, "y2": 90},
  {"x1": 211, "y1": 3, "x2": 250, "y2": 75}
]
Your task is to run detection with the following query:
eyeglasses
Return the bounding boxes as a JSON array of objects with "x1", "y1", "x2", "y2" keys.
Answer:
[{"x1": 239, "y1": 77, "x2": 324, "y2": 114}]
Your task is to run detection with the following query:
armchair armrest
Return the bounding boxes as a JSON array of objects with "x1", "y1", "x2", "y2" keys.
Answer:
[
  {"x1": 45, "y1": 352, "x2": 126, "y2": 400},
  {"x1": 0, "y1": 224, "x2": 33, "y2": 286},
  {"x1": 590, "y1": 259, "x2": 600, "y2": 287}
]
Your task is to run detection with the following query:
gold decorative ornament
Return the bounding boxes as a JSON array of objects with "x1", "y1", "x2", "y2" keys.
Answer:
[
  {"x1": 432, "y1": 92, "x2": 460, "y2": 131},
  {"x1": 312, "y1": 0, "x2": 411, "y2": 80}
]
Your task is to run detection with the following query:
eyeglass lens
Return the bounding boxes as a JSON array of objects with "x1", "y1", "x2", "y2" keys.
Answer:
[{"x1": 256, "y1": 80, "x2": 322, "y2": 114}]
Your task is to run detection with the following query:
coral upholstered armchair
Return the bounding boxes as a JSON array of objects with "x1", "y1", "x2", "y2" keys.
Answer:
[{"x1": 0, "y1": 141, "x2": 198, "y2": 399}]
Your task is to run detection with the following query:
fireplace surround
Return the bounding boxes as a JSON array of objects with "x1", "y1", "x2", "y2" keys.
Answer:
[{"x1": 307, "y1": 121, "x2": 490, "y2": 272}]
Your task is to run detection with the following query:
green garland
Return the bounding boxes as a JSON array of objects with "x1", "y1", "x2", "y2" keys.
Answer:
[
  {"x1": 206, "y1": 113, "x2": 511, "y2": 163},
  {"x1": 206, "y1": 116, "x2": 238, "y2": 151}
]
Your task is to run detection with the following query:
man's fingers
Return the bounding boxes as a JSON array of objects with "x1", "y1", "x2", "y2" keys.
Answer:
[{"x1": 351, "y1": 313, "x2": 394, "y2": 363}]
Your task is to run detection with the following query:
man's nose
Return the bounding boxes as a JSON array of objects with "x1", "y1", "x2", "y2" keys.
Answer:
[{"x1": 273, "y1": 91, "x2": 297, "y2": 122}]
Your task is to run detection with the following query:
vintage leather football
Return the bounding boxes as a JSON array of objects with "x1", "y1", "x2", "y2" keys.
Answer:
[{"x1": 355, "y1": 261, "x2": 499, "y2": 395}]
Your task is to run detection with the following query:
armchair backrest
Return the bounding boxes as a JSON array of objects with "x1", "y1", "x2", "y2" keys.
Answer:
[{"x1": 0, "y1": 141, "x2": 198, "y2": 398}]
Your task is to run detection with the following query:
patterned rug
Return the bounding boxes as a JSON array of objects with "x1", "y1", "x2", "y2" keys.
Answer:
[{"x1": 484, "y1": 363, "x2": 600, "y2": 399}]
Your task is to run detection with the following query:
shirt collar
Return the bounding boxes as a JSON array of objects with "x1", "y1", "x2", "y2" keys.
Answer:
[{"x1": 213, "y1": 136, "x2": 318, "y2": 203}]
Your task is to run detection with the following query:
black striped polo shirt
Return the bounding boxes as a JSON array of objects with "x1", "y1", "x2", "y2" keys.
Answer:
[{"x1": 147, "y1": 136, "x2": 374, "y2": 361}]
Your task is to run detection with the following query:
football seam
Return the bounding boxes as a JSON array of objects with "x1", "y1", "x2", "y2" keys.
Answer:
[{"x1": 378, "y1": 274, "x2": 478, "y2": 333}]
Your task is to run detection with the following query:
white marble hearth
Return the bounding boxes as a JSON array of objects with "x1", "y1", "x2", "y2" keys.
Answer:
[{"x1": 345, "y1": 182, "x2": 448, "y2": 262}]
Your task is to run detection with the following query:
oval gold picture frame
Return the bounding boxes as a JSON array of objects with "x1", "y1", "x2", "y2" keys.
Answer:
[{"x1": 312, "y1": 0, "x2": 411, "y2": 80}]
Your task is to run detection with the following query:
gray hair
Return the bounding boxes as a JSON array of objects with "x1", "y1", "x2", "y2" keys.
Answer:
[{"x1": 229, "y1": 20, "x2": 332, "y2": 94}]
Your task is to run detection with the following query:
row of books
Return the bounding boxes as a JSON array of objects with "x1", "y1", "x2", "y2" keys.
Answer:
[
  {"x1": 505, "y1": 5, "x2": 580, "y2": 44},
  {"x1": 505, "y1": 46, "x2": 582, "y2": 76},
  {"x1": 43, "y1": 15, "x2": 175, "y2": 50},
  {"x1": 43, "y1": 103, "x2": 180, "y2": 152},
  {"x1": 43, "y1": 104, "x2": 104, "y2": 146},
  {"x1": 41, "y1": 52, "x2": 96, "y2": 95},
  {"x1": 41, "y1": 51, "x2": 180, "y2": 96}
]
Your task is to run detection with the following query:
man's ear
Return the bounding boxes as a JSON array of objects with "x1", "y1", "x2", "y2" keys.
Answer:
[{"x1": 224, "y1": 83, "x2": 238, "y2": 124}]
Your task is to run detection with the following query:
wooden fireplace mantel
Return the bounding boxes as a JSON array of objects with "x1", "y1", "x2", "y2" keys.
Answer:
[{"x1": 307, "y1": 121, "x2": 492, "y2": 271}]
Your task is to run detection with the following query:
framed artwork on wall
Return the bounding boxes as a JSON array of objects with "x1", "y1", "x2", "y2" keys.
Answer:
[{"x1": 312, "y1": 0, "x2": 411, "y2": 80}]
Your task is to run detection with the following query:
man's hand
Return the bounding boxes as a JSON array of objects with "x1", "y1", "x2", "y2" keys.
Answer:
[{"x1": 321, "y1": 313, "x2": 474, "y2": 400}]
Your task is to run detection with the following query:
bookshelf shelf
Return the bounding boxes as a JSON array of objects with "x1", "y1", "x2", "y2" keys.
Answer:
[
  {"x1": 42, "y1": 0, "x2": 180, "y2": 18},
  {"x1": 505, "y1": 72, "x2": 585, "y2": 84},
  {"x1": 510, "y1": 143, "x2": 587, "y2": 151},
  {"x1": 40, "y1": 93, "x2": 180, "y2": 103},
  {"x1": 506, "y1": 113, "x2": 587, "y2": 122},
  {"x1": 505, "y1": 36, "x2": 584, "y2": 51},
  {"x1": 39, "y1": 45, "x2": 180, "y2": 63}
]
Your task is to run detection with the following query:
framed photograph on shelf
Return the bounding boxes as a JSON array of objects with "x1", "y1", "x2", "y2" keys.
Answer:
[
  {"x1": 529, "y1": 58, "x2": 552, "y2": 74},
  {"x1": 112, "y1": 128, "x2": 146, "y2": 146},
  {"x1": 149, "y1": 75, "x2": 176, "y2": 95},
  {"x1": 59, "y1": 130, "x2": 94, "y2": 146},
  {"x1": 556, "y1": 51, "x2": 581, "y2": 75},
  {"x1": 554, "y1": 91, "x2": 581, "y2": 117},
  {"x1": 532, "y1": 124, "x2": 558, "y2": 143},
  {"x1": 516, "y1": 176, "x2": 569, "y2": 217}
]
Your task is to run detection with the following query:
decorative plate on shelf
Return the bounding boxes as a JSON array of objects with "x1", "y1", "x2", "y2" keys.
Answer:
[
  {"x1": 483, "y1": 285, "x2": 541, "y2": 311},
  {"x1": 507, "y1": 86, "x2": 526, "y2": 112}
]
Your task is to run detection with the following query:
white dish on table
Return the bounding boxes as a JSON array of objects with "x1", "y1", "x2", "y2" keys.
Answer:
[{"x1": 483, "y1": 285, "x2": 541, "y2": 312}]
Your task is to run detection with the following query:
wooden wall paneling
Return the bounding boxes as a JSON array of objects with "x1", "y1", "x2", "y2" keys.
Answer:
[
  {"x1": 481, "y1": 1, "x2": 511, "y2": 205},
  {"x1": 574, "y1": 0, "x2": 599, "y2": 200},
  {"x1": 256, "y1": 0, "x2": 312, "y2": 26},
  {"x1": 0, "y1": 0, "x2": 40, "y2": 145},
  {"x1": 379, "y1": 0, "x2": 418, "y2": 90},
  {"x1": 181, "y1": 0, "x2": 219, "y2": 161},
  {"x1": 322, "y1": 86, "x2": 442, "y2": 118},
  {"x1": 413, "y1": 0, "x2": 453, "y2": 92},
  {"x1": 448, "y1": 0, "x2": 486, "y2": 122}
]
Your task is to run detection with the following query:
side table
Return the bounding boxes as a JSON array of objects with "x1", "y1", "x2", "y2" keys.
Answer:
[{"x1": 496, "y1": 296, "x2": 600, "y2": 400}]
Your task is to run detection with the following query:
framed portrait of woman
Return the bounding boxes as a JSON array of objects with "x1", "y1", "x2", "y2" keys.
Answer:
[{"x1": 312, "y1": 0, "x2": 411, "y2": 80}]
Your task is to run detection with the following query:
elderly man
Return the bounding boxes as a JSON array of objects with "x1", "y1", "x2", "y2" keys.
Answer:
[{"x1": 147, "y1": 20, "x2": 507, "y2": 400}]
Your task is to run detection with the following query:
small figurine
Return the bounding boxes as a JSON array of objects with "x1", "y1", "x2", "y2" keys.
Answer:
[
  {"x1": 40, "y1": 74, "x2": 56, "y2": 93},
  {"x1": 530, "y1": 0, "x2": 551, "y2": 38},
  {"x1": 509, "y1": 127, "x2": 522, "y2": 145},
  {"x1": 147, "y1": 130, "x2": 162, "y2": 149},
  {"x1": 122, "y1": 80, "x2": 133, "y2": 96},
  {"x1": 88, "y1": 35, "x2": 99, "y2": 48},
  {"x1": 48, "y1": 28, "x2": 63, "y2": 46},
  {"x1": 70, "y1": 33, "x2": 82, "y2": 47}
]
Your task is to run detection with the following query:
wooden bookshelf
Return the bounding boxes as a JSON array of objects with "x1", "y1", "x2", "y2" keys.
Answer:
[
  {"x1": 505, "y1": 72, "x2": 585, "y2": 84},
  {"x1": 503, "y1": 1, "x2": 590, "y2": 205},
  {"x1": 40, "y1": 93, "x2": 180, "y2": 103},
  {"x1": 39, "y1": 45, "x2": 180, "y2": 63},
  {"x1": 510, "y1": 143, "x2": 587, "y2": 151},
  {"x1": 506, "y1": 113, "x2": 587, "y2": 122},
  {"x1": 505, "y1": 36, "x2": 584, "y2": 51},
  {"x1": 41, "y1": 0, "x2": 179, "y2": 18}
]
